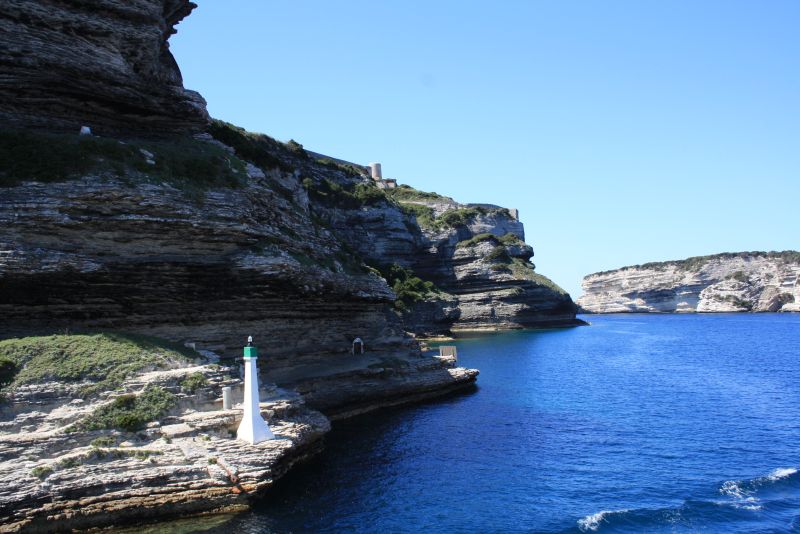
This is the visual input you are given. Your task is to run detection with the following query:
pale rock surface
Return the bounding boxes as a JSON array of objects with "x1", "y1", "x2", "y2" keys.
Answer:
[{"x1": 577, "y1": 252, "x2": 800, "y2": 313}]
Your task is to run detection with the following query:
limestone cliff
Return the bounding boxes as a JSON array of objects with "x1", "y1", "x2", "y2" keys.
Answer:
[
  {"x1": 0, "y1": 0, "x2": 208, "y2": 136},
  {"x1": 335, "y1": 189, "x2": 580, "y2": 333},
  {"x1": 577, "y1": 252, "x2": 800, "y2": 313},
  {"x1": 0, "y1": 334, "x2": 475, "y2": 531}
]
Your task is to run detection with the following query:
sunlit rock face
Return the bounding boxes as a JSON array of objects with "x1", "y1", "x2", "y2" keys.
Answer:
[
  {"x1": 334, "y1": 194, "x2": 580, "y2": 333},
  {"x1": 0, "y1": 0, "x2": 208, "y2": 136},
  {"x1": 577, "y1": 252, "x2": 800, "y2": 313}
]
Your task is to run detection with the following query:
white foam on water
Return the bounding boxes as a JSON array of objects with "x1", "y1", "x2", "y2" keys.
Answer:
[
  {"x1": 577, "y1": 509, "x2": 629, "y2": 532},
  {"x1": 719, "y1": 479, "x2": 761, "y2": 510},
  {"x1": 767, "y1": 467, "x2": 797, "y2": 481},
  {"x1": 717, "y1": 466, "x2": 797, "y2": 512}
]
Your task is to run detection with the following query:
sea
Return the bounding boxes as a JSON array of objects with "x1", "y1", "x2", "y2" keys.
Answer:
[{"x1": 194, "y1": 313, "x2": 800, "y2": 533}]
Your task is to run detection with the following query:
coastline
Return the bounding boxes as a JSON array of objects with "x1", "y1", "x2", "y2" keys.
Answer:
[{"x1": 0, "y1": 355, "x2": 477, "y2": 532}]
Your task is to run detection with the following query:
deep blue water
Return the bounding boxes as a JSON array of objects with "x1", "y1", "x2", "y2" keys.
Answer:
[{"x1": 210, "y1": 314, "x2": 800, "y2": 533}]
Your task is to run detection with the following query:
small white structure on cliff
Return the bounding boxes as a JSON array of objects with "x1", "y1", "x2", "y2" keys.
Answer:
[
  {"x1": 369, "y1": 162, "x2": 397, "y2": 189},
  {"x1": 369, "y1": 162, "x2": 382, "y2": 179},
  {"x1": 237, "y1": 337, "x2": 275, "y2": 444}
]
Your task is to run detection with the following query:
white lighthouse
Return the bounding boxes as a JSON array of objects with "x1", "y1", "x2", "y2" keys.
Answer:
[{"x1": 237, "y1": 336, "x2": 275, "y2": 444}]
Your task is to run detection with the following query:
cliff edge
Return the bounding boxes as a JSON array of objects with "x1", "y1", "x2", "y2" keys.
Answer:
[
  {"x1": 0, "y1": 0, "x2": 208, "y2": 136},
  {"x1": 577, "y1": 252, "x2": 800, "y2": 313}
]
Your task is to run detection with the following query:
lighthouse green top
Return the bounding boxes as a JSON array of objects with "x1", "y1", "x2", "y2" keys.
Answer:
[{"x1": 243, "y1": 346, "x2": 258, "y2": 359}]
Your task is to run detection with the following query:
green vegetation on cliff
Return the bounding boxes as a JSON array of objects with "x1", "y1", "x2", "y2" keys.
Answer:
[
  {"x1": 457, "y1": 232, "x2": 522, "y2": 249},
  {"x1": 0, "y1": 128, "x2": 247, "y2": 190},
  {"x1": 594, "y1": 251, "x2": 800, "y2": 276},
  {"x1": 368, "y1": 263, "x2": 443, "y2": 312},
  {"x1": 207, "y1": 120, "x2": 302, "y2": 172},
  {"x1": 507, "y1": 259, "x2": 568, "y2": 295},
  {"x1": 439, "y1": 207, "x2": 485, "y2": 228},
  {"x1": 302, "y1": 177, "x2": 387, "y2": 209},
  {"x1": 0, "y1": 333, "x2": 195, "y2": 395},
  {"x1": 385, "y1": 184, "x2": 448, "y2": 202},
  {"x1": 74, "y1": 385, "x2": 177, "y2": 432},
  {"x1": 397, "y1": 204, "x2": 488, "y2": 231}
]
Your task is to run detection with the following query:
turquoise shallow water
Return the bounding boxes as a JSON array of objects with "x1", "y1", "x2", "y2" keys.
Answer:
[{"x1": 206, "y1": 314, "x2": 800, "y2": 533}]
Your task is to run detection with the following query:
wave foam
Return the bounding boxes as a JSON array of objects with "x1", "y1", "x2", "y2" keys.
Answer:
[
  {"x1": 719, "y1": 467, "x2": 798, "y2": 511},
  {"x1": 767, "y1": 467, "x2": 797, "y2": 481},
  {"x1": 577, "y1": 509, "x2": 629, "y2": 532}
]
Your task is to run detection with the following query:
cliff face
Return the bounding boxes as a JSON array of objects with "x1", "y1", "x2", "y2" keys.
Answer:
[
  {"x1": 0, "y1": 140, "x2": 412, "y2": 372},
  {"x1": 328, "y1": 190, "x2": 579, "y2": 333},
  {"x1": 577, "y1": 252, "x2": 800, "y2": 313},
  {"x1": 0, "y1": 0, "x2": 208, "y2": 136}
]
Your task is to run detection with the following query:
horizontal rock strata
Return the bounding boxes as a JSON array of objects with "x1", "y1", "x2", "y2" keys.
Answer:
[
  {"x1": 577, "y1": 252, "x2": 800, "y2": 313},
  {"x1": 0, "y1": 353, "x2": 477, "y2": 532},
  {"x1": 0, "y1": 0, "x2": 208, "y2": 136}
]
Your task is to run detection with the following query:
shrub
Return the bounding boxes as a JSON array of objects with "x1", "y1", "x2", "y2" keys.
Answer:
[
  {"x1": 457, "y1": 233, "x2": 497, "y2": 248},
  {"x1": 509, "y1": 259, "x2": 568, "y2": 295},
  {"x1": 486, "y1": 246, "x2": 512, "y2": 263},
  {"x1": 315, "y1": 158, "x2": 363, "y2": 177},
  {"x1": 207, "y1": 120, "x2": 289, "y2": 172},
  {"x1": 438, "y1": 207, "x2": 484, "y2": 229},
  {"x1": 498, "y1": 233, "x2": 522, "y2": 245},
  {"x1": 385, "y1": 185, "x2": 447, "y2": 202},
  {"x1": 181, "y1": 372, "x2": 208, "y2": 393},
  {"x1": 0, "y1": 358, "x2": 16, "y2": 389},
  {"x1": 286, "y1": 139, "x2": 308, "y2": 158},
  {"x1": 76, "y1": 386, "x2": 176, "y2": 432},
  {"x1": 725, "y1": 295, "x2": 753, "y2": 310},
  {"x1": 303, "y1": 177, "x2": 386, "y2": 209},
  {"x1": 91, "y1": 436, "x2": 117, "y2": 448},
  {"x1": 368, "y1": 262, "x2": 441, "y2": 311},
  {"x1": 399, "y1": 203, "x2": 437, "y2": 230},
  {"x1": 727, "y1": 271, "x2": 749, "y2": 283},
  {"x1": 30, "y1": 466, "x2": 53, "y2": 479}
]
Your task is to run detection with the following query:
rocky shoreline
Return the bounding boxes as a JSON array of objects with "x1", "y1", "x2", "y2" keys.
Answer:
[
  {"x1": 577, "y1": 252, "x2": 800, "y2": 314},
  {"x1": 0, "y1": 352, "x2": 476, "y2": 532}
]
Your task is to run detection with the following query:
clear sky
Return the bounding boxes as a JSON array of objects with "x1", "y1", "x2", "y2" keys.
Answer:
[{"x1": 171, "y1": 1, "x2": 799, "y2": 297}]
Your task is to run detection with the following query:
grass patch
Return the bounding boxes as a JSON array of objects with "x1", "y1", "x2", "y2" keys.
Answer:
[
  {"x1": 385, "y1": 185, "x2": 447, "y2": 202},
  {"x1": 498, "y1": 233, "x2": 523, "y2": 245},
  {"x1": 0, "y1": 332, "x2": 196, "y2": 395},
  {"x1": 438, "y1": 207, "x2": 484, "y2": 229},
  {"x1": 401, "y1": 205, "x2": 487, "y2": 231},
  {"x1": 457, "y1": 233, "x2": 497, "y2": 248},
  {"x1": 315, "y1": 158, "x2": 363, "y2": 177},
  {"x1": 207, "y1": 120, "x2": 295, "y2": 172},
  {"x1": 75, "y1": 386, "x2": 176, "y2": 432},
  {"x1": 181, "y1": 372, "x2": 208, "y2": 393},
  {"x1": 399, "y1": 203, "x2": 438, "y2": 230},
  {"x1": 302, "y1": 177, "x2": 387, "y2": 209},
  {"x1": 0, "y1": 128, "x2": 247, "y2": 190},
  {"x1": 509, "y1": 259, "x2": 568, "y2": 295}
]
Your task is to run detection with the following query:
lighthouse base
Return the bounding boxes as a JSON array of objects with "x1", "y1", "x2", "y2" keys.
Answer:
[{"x1": 237, "y1": 411, "x2": 275, "y2": 445}]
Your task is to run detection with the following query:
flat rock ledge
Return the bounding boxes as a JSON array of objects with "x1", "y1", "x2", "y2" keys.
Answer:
[{"x1": 0, "y1": 358, "x2": 477, "y2": 532}]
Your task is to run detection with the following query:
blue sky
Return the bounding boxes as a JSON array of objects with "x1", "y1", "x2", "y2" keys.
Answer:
[{"x1": 171, "y1": 1, "x2": 799, "y2": 297}]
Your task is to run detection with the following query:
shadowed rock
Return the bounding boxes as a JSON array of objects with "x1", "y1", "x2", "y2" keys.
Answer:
[{"x1": 0, "y1": 0, "x2": 208, "y2": 136}]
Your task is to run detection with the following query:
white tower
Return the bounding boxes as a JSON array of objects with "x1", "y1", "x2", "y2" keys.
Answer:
[
  {"x1": 369, "y1": 162, "x2": 382, "y2": 180},
  {"x1": 237, "y1": 337, "x2": 275, "y2": 444}
]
